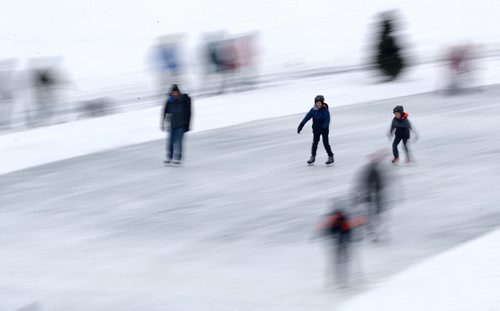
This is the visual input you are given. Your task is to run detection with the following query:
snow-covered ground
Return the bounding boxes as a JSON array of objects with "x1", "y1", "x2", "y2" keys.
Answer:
[
  {"x1": 1, "y1": 83, "x2": 500, "y2": 310},
  {"x1": 342, "y1": 228, "x2": 500, "y2": 311},
  {"x1": 2, "y1": 56, "x2": 500, "y2": 175},
  {"x1": 2, "y1": 1, "x2": 500, "y2": 310}
]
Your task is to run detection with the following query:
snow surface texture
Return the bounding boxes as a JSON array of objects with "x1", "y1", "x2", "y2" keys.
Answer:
[
  {"x1": 1, "y1": 86, "x2": 500, "y2": 310},
  {"x1": 342, "y1": 228, "x2": 500, "y2": 311},
  {"x1": 2, "y1": 1, "x2": 500, "y2": 309},
  {"x1": 2, "y1": 56, "x2": 499, "y2": 176}
]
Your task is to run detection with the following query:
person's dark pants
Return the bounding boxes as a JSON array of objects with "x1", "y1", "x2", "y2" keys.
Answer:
[
  {"x1": 312, "y1": 131, "x2": 334, "y2": 157},
  {"x1": 167, "y1": 127, "x2": 185, "y2": 160},
  {"x1": 392, "y1": 136, "x2": 409, "y2": 159},
  {"x1": 334, "y1": 231, "x2": 351, "y2": 285}
]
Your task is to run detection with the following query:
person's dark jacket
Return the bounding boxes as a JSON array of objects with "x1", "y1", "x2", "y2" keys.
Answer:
[
  {"x1": 162, "y1": 94, "x2": 192, "y2": 131},
  {"x1": 389, "y1": 112, "x2": 411, "y2": 138},
  {"x1": 297, "y1": 103, "x2": 331, "y2": 134}
]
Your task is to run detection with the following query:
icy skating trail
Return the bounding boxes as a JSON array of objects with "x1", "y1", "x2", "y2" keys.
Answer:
[
  {"x1": 1, "y1": 86, "x2": 499, "y2": 310},
  {"x1": 3, "y1": 57, "x2": 500, "y2": 176}
]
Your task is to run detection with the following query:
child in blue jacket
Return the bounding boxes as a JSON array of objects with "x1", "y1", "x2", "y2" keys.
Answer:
[{"x1": 297, "y1": 95, "x2": 334, "y2": 165}]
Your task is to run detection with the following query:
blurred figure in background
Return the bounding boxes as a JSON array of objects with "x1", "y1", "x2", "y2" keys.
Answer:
[
  {"x1": 154, "y1": 34, "x2": 184, "y2": 95},
  {"x1": 387, "y1": 105, "x2": 418, "y2": 164},
  {"x1": 317, "y1": 197, "x2": 366, "y2": 288},
  {"x1": 297, "y1": 95, "x2": 334, "y2": 165},
  {"x1": 352, "y1": 150, "x2": 390, "y2": 242},
  {"x1": 0, "y1": 59, "x2": 17, "y2": 130},
  {"x1": 160, "y1": 84, "x2": 192, "y2": 165},
  {"x1": 214, "y1": 38, "x2": 239, "y2": 94},
  {"x1": 202, "y1": 32, "x2": 224, "y2": 76},
  {"x1": 200, "y1": 32, "x2": 259, "y2": 95},
  {"x1": 445, "y1": 44, "x2": 476, "y2": 94},
  {"x1": 27, "y1": 58, "x2": 67, "y2": 128},
  {"x1": 200, "y1": 31, "x2": 225, "y2": 95},
  {"x1": 31, "y1": 66, "x2": 57, "y2": 127},
  {"x1": 234, "y1": 33, "x2": 259, "y2": 91}
]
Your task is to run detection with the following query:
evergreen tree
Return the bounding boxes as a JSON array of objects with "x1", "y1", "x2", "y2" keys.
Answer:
[{"x1": 375, "y1": 18, "x2": 405, "y2": 80}]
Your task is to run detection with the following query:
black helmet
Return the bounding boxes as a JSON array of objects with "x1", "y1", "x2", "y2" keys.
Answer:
[
  {"x1": 314, "y1": 95, "x2": 325, "y2": 103},
  {"x1": 393, "y1": 105, "x2": 404, "y2": 114}
]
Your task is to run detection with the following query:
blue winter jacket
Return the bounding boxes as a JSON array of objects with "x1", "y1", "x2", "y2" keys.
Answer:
[{"x1": 298, "y1": 103, "x2": 331, "y2": 133}]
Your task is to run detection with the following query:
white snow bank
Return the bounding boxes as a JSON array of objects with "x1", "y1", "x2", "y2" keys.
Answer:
[{"x1": 341, "y1": 228, "x2": 500, "y2": 311}]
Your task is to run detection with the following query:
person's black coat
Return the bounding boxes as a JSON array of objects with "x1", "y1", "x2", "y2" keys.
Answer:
[{"x1": 162, "y1": 94, "x2": 192, "y2": 131}]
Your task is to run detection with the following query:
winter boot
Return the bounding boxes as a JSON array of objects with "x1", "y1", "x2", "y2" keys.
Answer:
[
  {"x1": 307, "y1": 156, "x2": 316, "y2": 165},
  {"x1": 325, "y1": 155, "x2": 334, "y2": 165}
]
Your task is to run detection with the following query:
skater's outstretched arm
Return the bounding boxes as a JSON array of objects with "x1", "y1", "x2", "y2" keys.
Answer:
[{"x1": 297, "y1": 109, "x2": 313, "y2": 134}]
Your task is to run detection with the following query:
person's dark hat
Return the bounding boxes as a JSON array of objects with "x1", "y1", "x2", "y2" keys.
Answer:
[
  {"x1": 314, "y1": 95, "x2": 325, "y2": 103},
  {"x1": 169, "y1": 84, "x2": 181, "y2": 94}
]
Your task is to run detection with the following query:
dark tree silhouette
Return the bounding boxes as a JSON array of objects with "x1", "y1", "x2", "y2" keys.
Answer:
[{"x1": 375, "y1": 17, "x2": 405, "y2": 80}]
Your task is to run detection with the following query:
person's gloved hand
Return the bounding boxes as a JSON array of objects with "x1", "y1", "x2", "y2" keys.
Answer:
[{"x1": 297, "y1": 123, "x2": 304, "y2": 134}]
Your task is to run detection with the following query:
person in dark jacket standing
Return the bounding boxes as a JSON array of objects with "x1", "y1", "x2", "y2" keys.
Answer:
[
  {"x1": 388, "y1": 105, "x2": 418, "y2": 164},
  {"x1": 160, "y1": 84, "x2": 192, "y2": 164},
  {"x1": 297, "y1": 95, "x2": 334, "y2": 165}
]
